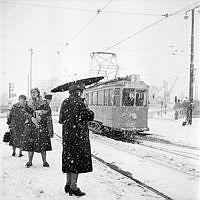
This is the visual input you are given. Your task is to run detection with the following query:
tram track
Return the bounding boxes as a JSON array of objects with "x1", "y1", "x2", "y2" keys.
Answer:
[
  {"x1": 139, "y1": 143, "x2": 200, "y2": 161},
  {"x1": 135, "y1": 134, "x2": 200, "y2": 151},
  {"x1": 90, "y1": 127, "x2": 200, "y2": 162},
  {"x1": 54, "y1": 132, "x2": 174, "y2": 200}
]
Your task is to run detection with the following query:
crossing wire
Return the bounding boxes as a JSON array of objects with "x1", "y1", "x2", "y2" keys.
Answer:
[
  {"x1": 67, "y1": 0, "x2": 113, "y2": 45},
  {"x1": 0, "y1": 1, "x2": 95, "y2": 12},
  {"x1": 106, "y1": 1, "x2": 200, "y2": 50},
  {"x1": 0, "y1": 1, "x2": 163, "y2": 16}
]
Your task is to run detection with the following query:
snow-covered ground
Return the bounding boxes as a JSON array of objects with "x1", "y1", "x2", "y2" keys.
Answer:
[
  {"x1": 1, "y1": 114, "x2": 200, "y2": 200},
  {"x1": 148, "y1": 111, "x2": 200, "y2": 148},
  {"x1": 0, "y1": 118, "x2": 164, "y2": 200}
]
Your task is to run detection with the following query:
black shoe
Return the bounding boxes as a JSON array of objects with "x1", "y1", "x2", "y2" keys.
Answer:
[
  {"x1": 19, "y1": 154, "x2": 24, "y2": 157},
  {"x1": 43, "y1": 162, "x2": 50, "y2": 167},
  {"x1": 69, "y1": 188, "x2": 86, "y2": 196},
  {"x1": 12, "y1": 152, "x2": 16, "y2": 157},
  {"x1": 64, "y1": 185, "x2": 70, "y2": 193},
  {"x1": 25, "y1": 162, "x2": 32, "y2": 168}
]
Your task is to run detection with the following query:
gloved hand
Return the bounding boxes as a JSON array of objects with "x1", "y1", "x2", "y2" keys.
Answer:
[{"x1": 31, "y1": 117, "x2": 39, "y2": 128}]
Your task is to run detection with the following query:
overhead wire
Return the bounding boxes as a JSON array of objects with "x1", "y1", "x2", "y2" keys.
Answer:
[
  {"x1": 0, "y1": 34, "x2": 64, "y2": 44},
  {"x1": 59, "y1": 0, "x2": 113, "y2": 51},
  {"x1": 1, "y1": 1, "x2": 199, "y2": 55},
  {"x1": 0, "y1": 1, "x2": 95, "y2": 12},
  {"x1": 106, "y1": 1, "x2": 200, "y2": 50},
  {"x1": 0, "y1": 1, "x2": 165, "y2": 16}
]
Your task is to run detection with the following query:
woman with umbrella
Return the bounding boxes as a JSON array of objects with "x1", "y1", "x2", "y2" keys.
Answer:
[{"x1": 52, "y1": 77, "x2": 103, "y2": 196}]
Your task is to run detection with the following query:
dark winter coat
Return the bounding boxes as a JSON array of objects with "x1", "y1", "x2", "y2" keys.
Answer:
[
  {"x1": 46, "y1": 106, "x2": 54, "y2": 138},
  {"x1": 7, "y1": 103, "x2": 31, "y2": 148},
  {"x1": 22, "y1": 98, "x2": 52, "y2": 153},
  {"x1": 59, "y1": 95, "x2": 94, "y2": 173}
]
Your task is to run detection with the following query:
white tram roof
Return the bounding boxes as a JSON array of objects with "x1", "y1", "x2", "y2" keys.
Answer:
[{"x1": 86, "y1": 75, "x2": 149, "y2": 91}]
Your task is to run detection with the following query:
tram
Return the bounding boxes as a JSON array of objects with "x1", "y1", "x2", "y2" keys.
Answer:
[{"x1": 84, "y1": 74, "x2": 149, "y2": 136}]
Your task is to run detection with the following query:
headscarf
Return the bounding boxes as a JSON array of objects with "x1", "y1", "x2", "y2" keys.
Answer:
[{"x1": 30, "y1": 88, "x2": 40, "y2": 98}]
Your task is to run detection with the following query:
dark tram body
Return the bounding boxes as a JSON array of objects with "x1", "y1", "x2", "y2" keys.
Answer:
[{"x1": 84, "y1": 74, "x2": 149, "y2": 135}]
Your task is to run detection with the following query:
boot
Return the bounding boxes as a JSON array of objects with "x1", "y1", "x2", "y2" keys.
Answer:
[
  {"x1": 64, "y1": 173, "x2": 71, "y2": 193},
  {"x1": 25, "y1": 162, "x2": 32, "y2": 168},
  {"x1": 43, "y1": 162, "x2": 50, "y2": 167},
  {"x1": 69, "y1": 188, "x2": 85, "y2": 196},
  {"x1": 64, "y1": 185, "x2": 70, "y2": 193}
]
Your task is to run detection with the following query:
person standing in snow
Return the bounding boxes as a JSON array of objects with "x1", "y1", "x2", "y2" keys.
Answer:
[
  {"x1": 44, "y1": 94, "x2": 54, "y2": 138},
  {"x1": 22, "y1": 88, "x2": 52, "y2": 168},
  {"x1": 7, "y1": 95, "x2": 28, "y2": 157},
  {"x1": 59, "y1": 83, "x2": 94, "y2": 196}
]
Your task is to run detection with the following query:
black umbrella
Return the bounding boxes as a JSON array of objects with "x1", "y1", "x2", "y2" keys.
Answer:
[{"x1": 51, "y1": 76, "x2": 104, "y2": 93}]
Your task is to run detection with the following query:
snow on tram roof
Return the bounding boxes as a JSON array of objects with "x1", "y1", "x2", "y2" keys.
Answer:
[{"x1": 86, "y1": 75, "x2": 149, "y2": 90}]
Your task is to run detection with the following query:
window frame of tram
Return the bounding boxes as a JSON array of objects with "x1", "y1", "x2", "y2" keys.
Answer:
[
  {"x1": 122, "y1": 88, "x2": 135, "y2": 106},
  {"x1": 104, "y1": 89, "x2": 109, "y2": 106},
  {"x1": 93, "y1": 91, "x2": 98, "y2": 105},
  {"x1": 135, "y1": 90, "x2": 147, "y2": 106},
  {"x1": 97, "y1": 90, "x2": 104, "y2": 105},
  {"x1": 113, "y1": 88, "x2": 120, "y2": 106},
  {"x1": 108, "y1": 89, "x2": 113, "y2": 106},
  {"x1": 85, "y1": 93, "x2": 89, "y2": 105},
  {"x1": 103, "y1": 88, "x2": 113, "y2": 106},
  {"x1": 122, "y1": 88, "x2": 147, "y2": 106},
  {"x1": 89, "y1": 92, "x2": 93, "y2": 105}
]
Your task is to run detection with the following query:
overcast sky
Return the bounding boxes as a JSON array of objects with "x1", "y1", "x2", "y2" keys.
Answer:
[{"x1": 1, "y1": 0, "x2": 200, "y2": 99}]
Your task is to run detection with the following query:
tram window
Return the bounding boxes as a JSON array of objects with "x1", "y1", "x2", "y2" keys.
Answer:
[
  {"x1": 97, "y1": 90, "x2": 103, "y2": 105},
  {"x1": 135, "y1": 90, "x2": 147, "y2": 106},
  {"x1": 104, "y1": 89, "x2": 109, "y2": 106},
  {"x1": 89, "y1": 92, "x2": 93, "y2": 105},
  {"x1": 122, "y1": 89, "x2": 135, "y2": 106},
  {"x1": 108, "y1": 89, "x2": 113, "y2": 106},
  {"x1": 85, "y1": 93, "x2": 89, "y2": 104},
  {"x1": 93, "y1": 91, "x2": 98, "y2": 105},
  {"x1": 113, "y1": 88, "x2": 120, "y2": 106}
]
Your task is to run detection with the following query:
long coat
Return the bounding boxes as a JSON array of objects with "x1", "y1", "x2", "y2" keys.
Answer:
[
  {"x1": 46, "y1": 106, "x2": 54, "y2": 138},
  {"x1": 59, "y1": 95, "x2": 94, "y2": 173},
  {"x1": 22, "y1": 98, "x2": 52, "y2": 153},
  {"x1": 7, "y1": 103, "x2": 30, "y2": 148}
]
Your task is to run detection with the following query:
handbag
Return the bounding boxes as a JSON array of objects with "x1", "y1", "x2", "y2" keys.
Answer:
[{"x1": 3, "y1": 131, "x2": 11, "y2": 143}]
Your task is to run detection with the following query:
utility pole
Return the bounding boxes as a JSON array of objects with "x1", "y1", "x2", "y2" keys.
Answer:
[
  {"x1": 27, "y1": 75, "x2": 30, "y2": 98},
  {"x1": 29, "y1": 48, "x2": 33, "y2": 90},
  {"x1": 188, "y1": 9, "x2": 195, "y2": 125},
  {"x1": 8, "y1": 82, "x2": 11, "y2": 99}
]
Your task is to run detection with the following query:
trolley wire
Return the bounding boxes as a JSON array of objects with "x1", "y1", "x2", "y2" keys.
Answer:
[
  {"x1": 106, "y1": 1, "x2": 200, "y2": 50},
  {"x1": 64, "y1": 0, "x2": 113, "y2": 46},
  {"x1": 0, "y1": 1, "x2": 166, "y2": 16},
  {"x1": 0, "y1": 1, "x2": 95, "y2": 12}
]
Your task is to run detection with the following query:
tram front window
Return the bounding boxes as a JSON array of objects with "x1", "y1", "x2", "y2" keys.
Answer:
[
  {"x1": 122, "y1": 89, "x2": 147, "y2": 106},
  {"x1": 135, "y1": 90, "x2": 147, "y2": 106},
  {"x1": 122, "y1": 89, "x2": 135, "y2": 106}
]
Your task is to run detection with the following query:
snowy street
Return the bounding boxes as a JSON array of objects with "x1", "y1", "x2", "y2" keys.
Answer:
[
  {"x1": 1, "y1": 0, "x2": 200, "y2": 199},
  {"x1": 1, "y1": 117, "x2": 164, "y2": 200},
  {"x1": 1, "y1": 115, "x2": 200, "y2": 200}
]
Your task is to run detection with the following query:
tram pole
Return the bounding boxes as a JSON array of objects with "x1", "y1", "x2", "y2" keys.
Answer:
[{"x1": 188, "y1": 9, "x2": 195, "y2": 125}]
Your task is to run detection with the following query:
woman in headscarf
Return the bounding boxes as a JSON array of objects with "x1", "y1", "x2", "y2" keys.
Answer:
[
  {"x1": 22, "y1": 88, "x2": 52, "y2": 168},
  {"x1": 59, "y1": 83, "x2": 94, "y2": 196},
  {"x1": 7, "y1": 95, "x2": 28, "y2": 157}
]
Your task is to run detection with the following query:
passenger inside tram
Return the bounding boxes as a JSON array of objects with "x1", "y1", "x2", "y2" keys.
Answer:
[
  {"x1": 122, "y1": 89, "x2": 135, "y2": 106},
  {"x1": 122, "y1": 89, "x2": 146, "y2": 106}
]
